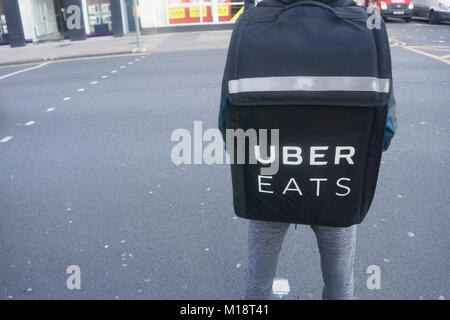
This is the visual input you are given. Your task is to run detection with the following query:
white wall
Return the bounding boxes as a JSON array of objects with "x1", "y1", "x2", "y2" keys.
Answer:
[
  {"x1": 18, "y1": 0, "x2": 59, "y2": 42},
  {"x1": 121, "y1": 0, "x2": 129, "y2": 33},
  {"x1": 82, "y1": 0, "x2": 91, "y2": 34},
  {"x1": 140, "y1": 0, "x2": 168, "y2": 28}
]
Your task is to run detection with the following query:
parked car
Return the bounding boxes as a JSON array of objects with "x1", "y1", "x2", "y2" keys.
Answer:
[{"x1": 413, "y1": 0, "x2": 450, "y2": 23}]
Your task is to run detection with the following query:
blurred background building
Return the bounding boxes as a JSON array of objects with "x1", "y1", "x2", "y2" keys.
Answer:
[{"x1": 0, "y1": 0, "x2": 244, "y2": 47}]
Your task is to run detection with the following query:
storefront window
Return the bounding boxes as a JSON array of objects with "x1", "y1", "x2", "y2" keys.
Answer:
[
  {"x1": 0, "y1": 2, "x2": 8, "y2": 44},
  {"x1": 86, "y1": 0, "x2": 112, "y2": 35},
  {"x1": 167, "y1": 0, "x2": 235, "y2": 25},
  {"x1": 139, "y1": 0, "x2": 244, "y2": 29}
]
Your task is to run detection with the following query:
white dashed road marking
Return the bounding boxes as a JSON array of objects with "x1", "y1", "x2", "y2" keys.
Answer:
[
  {"x1": 46, "y1": 107, "x2": 55, "y2": 112},
  {"x1": 0, "y1": 136, "x2": 13, "y2": 143},
  {"x1": 78, "y1": 88, "x2": 86, "y2": 92},
  {"x1": 128, "y1": 62, "x2": 133, "y2": 65},
  {"x1": 120, "y1": 66, "x2": 125, "y2": 68},
  {"x1": 90, "y1": 81, "x2": 98, "y2": 85},
  {"x1": 102, "y1": 75, "x2": 108, "y2": 79},
  {"x1": 24, "y1": 121, "x2": 35, "y2": 126},
  {"x1": 63, "y1": 97, "x2": 71, "y2": 101},
  {"x1": 111, "y1": 70, "x2": 117, "y2": 74},
  {"x1": 272, "y1": 278, "x2": 290, "y2": 296}
]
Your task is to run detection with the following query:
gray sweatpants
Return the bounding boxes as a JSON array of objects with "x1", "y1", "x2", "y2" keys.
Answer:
[{"x1": 245, "y1": 220, "x2": 356, "y2": 300}]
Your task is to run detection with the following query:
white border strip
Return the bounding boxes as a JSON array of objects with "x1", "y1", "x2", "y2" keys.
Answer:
[{"x1": 229, "y1": 76, "x2": 390, "y2": 94}]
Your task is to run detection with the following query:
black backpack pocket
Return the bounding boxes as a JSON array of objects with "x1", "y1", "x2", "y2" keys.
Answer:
[{"x1": 226, "y1": 102, "x2": 387, "y2": 227}]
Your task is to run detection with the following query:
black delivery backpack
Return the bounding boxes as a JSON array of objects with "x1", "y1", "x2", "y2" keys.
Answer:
[{"x1": 219, "y1": 0, "x2": 393, "y2": 227}]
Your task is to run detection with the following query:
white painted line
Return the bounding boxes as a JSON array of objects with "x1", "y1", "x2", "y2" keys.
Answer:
[
  {"x1": 90, "y1": 81, "x2": 98, "y2": 85},
  {"x1": 0, "y1": 62, "x2": 49, "y2": 80},
  {"x1": 63, "y1": 97, "x2": 71, "y2": 101},
  {"x1": 120, "y1": 65, "x2": 125, "y2": 68},
  {"x1": 135, "y1": 59, "x2": 140, "y2": 62},
  {"x1": 0, "y1": 136, "x2": 13, "y2": 143},
  {"x1": 78, "y1": 88, "x2": 86, "y2": 92},
  {"x1": 24, "y1": 121, "x2": 35, "y2": 126},
  {"x1": 46, "y1": 107, "x2": 55, "y2": 112},
  {"x1": 128, "y1": 62, "x2": 134, "y2": 65},
  {"x1": 102, "y1": 75, "x2": 108, "y2": 79},
  {"x1": 111, "y1": 70, "x2": 117, "y2": 74},
  {"x1": 272, "y1": 278, "x2": 290, "y2": 296}
]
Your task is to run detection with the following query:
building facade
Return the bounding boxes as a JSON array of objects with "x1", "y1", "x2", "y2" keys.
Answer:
[{"x1": 0, "y1": 0, "x2": 243, "y2": 47}]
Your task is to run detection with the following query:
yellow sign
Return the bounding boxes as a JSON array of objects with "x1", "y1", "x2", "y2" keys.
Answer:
[
  {"x1": 168, "y1": 8, "x2": 186, "y2": 19},
  {"x1": 189, "y1": 7, "x2": 207, "y2": 18},
  {"x1": 133, "y1": 5, "x2": 141, "y2": 18},
  {"x1": 218, "y1": 5, "x2": 230, "y2": 17}
]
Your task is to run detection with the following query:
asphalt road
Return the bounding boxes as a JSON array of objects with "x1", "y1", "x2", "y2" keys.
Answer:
[{"x1": 0, "y1": 21, "x2": 449, "y2": 300}]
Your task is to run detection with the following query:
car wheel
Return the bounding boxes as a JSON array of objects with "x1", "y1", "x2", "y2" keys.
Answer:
[
  {"x1": 429, "y1": 10, "x2": 440, "y2": 24},
  {"x1": 405, "y1": 17, "x2": 412, "y2": 22}
]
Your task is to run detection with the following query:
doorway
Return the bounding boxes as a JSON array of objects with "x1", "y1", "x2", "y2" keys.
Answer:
[
  {"x1": 53, "y1": 0, "x2": 68, "y2": 39},
  {"x1": 0, "y1": 0, "x2": 8, "y2": 44},
  {"x1": 125, "y1": 0, "x2": 136, "y2": 32}
]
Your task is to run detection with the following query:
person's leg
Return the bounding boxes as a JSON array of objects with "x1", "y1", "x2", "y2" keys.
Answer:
[
  {"x1": 310, "y1": 224, "x2": 357, "y2": 300},
  {"x1": 245, "y1": 220, "x2": 290, "y2": 299}
]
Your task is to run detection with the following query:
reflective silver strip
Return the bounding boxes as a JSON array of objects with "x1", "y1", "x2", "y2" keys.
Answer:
[{"x1": 228, "y1": 76, "x2": 390, "y2": 94}]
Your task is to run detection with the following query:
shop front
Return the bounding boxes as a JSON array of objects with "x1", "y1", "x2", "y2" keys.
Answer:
[
  {"x1": 84, "y1": 0, "x2": 112, "y2": 36},
  {"x1": 1, "y1": 0, "x2": 243, "y2": 47},
  {"x1": 140, "y1": 0, "x2": 243, "y2": 29},
  {"x1": 0, "y1": 1, "x2": 8, "y2": 44},
  {"x1": 17, "y1": 0, "x2": 66, "y2": 42},
  {"x1": 0, "y1": 0, "x2": 129, "y2": 46}
]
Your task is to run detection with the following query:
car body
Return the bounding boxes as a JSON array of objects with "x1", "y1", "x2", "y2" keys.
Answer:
[
  {"x1": 414, "y1": 0, "x2": 450, "y2": 23},
  {"x1": 356, "y1": 0, "x2": 414, "y2": 22},
  {"x1": 379, "y1": 0, "x2": 414, "y2": 21}
]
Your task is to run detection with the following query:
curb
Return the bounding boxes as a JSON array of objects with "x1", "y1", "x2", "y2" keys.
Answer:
[
  {"x1": 0, "y1": 23, "x2": 235, "y2": 67},
  {"x1": 141, "y1": 23, "x2": 234, "y2": 35},
  {"x1": 0, "y1": 48, "x2": 150, "y2": 67}
]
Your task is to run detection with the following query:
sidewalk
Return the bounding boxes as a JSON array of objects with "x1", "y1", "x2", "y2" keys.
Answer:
[{"x1": 0, "y1": 30, "x2": 232, "y2": 67}]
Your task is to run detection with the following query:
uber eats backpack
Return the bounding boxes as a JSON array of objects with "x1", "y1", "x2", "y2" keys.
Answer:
[{"x1": 219, "y1": 0, "x2": 393, "y2": 227}]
